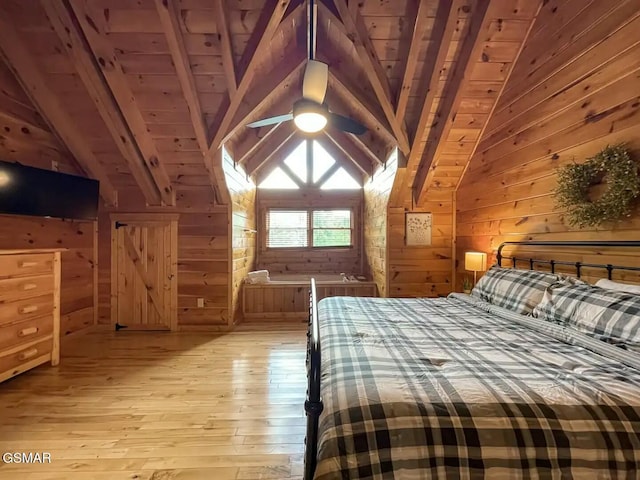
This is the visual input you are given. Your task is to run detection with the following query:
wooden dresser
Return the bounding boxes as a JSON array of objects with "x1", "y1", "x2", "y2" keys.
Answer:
[{"x1": 0, "y1": 249, "x2": 63, "y2": 383}]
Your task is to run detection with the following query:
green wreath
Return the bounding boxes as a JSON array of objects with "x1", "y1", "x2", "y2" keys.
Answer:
[{"x1": 555, "y1": 144, "x2": 640, "y2": 228}]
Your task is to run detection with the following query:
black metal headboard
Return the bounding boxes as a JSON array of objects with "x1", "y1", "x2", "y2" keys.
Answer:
[{"x1": 496, "y1": 240, "x2": 640, "y2": 279}]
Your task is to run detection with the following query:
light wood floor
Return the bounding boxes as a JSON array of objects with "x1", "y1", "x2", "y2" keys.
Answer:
[{"x1": 0, "y1": 325, "x2": 308, "y2": 480}]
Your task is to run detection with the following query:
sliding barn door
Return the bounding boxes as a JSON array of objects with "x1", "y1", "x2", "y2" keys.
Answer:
[{"x1": 111, "y1": 215, "x2": 178, "y2": 331}]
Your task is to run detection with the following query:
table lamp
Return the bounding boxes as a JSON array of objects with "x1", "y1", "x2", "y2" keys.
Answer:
[{"x1": 465, "y1": 251, "x2": 487, "y2": 285}]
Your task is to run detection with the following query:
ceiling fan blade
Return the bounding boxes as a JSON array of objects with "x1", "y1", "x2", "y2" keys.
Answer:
[
  {"x1": 302, "y1": 60, "x2": 328, "y2": 104},
  {"x1": 329, "y1": 112, "x2": 367, "y2": 135},
  {"x1": 246, "y1": 113, "x2": 293, "y2": 129}
]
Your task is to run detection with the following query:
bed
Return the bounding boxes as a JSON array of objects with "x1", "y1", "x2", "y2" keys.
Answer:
[{"x1": 304, "y1": 241, "x2": 640, "y2": 479}]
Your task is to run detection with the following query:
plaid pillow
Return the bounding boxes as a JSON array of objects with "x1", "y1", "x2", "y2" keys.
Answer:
[
  {"x1": 533, "y1": 282, "x2": 640, "y2": 350},
  {"x1": 471, "y1": 266, "x2": 559, "y2": 314}
]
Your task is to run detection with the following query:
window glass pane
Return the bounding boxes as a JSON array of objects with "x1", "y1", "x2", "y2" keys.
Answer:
[
  {"x1": 313, "y1": 229, "x2": 351, "y2": 247},
  {"x1": 267, "y1": 210, "x2": 308, "y2": 247},
  {"x1": 320, "y1": 167, "x2": 361, "y2": 189},
  {"x1": 313, "y1": 210, "x2": 351, "y2": 228},
  {"x1": 258, "y1": 167, "x2": 299, "y2": 189},
  {"x1": 312, "y1": 141, "x2": 336, "y2": 182},
  {"x1": 284, "y1": 141, "x2": 307, "y2": 183}
]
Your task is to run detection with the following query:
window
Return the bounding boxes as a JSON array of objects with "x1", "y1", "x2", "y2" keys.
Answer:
[
  {"x1": 266, "y1": 209, "x2": 353, "y2": 248},
  {"x1": 258, "y1": 140, "x2": 361, "y2": 190}
]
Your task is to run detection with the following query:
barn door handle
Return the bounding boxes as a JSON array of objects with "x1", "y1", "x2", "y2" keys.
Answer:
[
  {"x1": 115, "y1": 221, "x2": 129, "y2": 229},
  {"x1": 115, "y1": 323, "x2": 128, "y2": 331}
]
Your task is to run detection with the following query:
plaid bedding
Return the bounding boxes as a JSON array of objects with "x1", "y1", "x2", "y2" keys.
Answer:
[
  {"x1": 471, "y1": 266, "x2": 559, "y2": 314},
  {"x1": 314, "y1": 294, "x2": 640, "y2": 479}
]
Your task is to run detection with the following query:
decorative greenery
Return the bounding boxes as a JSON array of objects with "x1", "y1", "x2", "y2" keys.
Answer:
[
  {"x1": 462, "y1": 276, "x2": 472, "y2": 293},
  {"x1": 555, "y1": 144, "x2": 640, "y2": 227}
]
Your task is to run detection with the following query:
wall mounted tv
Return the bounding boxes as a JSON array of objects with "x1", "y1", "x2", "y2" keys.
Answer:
[{"x1": 0, "y1": 161, "x2": 99, "y2": 220}]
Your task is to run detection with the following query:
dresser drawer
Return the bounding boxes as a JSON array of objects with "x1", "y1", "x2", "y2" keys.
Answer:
[
  {"x1": 0, "y1": 316, "x2": 53, "y2": 351},
  {"x1": 0, "y1": 275, "x2": 54, "y2": 302},
  {"x1": 0, "y1": 254, "x2": 53, "y2": 278},
  {"x1": 0, "y1": 294, "x2": 54, "y2": 327},
  {"x1": 0, "y1": 339, "x2": 52, "y2": 376}
]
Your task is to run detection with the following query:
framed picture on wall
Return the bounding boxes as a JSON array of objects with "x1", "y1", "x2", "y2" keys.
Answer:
[{"x1": 405, "y1": 212, "x2": 432, "y2": 246}]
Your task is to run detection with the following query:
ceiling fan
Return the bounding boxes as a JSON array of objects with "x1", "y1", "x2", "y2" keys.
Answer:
[{"x1": 246, "y1": 0, "x2": 367, "y2": 135}]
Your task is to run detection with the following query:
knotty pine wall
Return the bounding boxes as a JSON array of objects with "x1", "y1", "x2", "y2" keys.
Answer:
[
  {"x1": 363, "y1": 151, "x2": 397, "y2": 297},
  {"x1": 388, "y1": 191, "x2": 455, "y2": 298},
  {"x1": 256, "y1": 189, "x2": 364, "y2": 275},
  {"x1": 97, "y1": 150, "x2": 231, "y2": 330},
  {"x1": 0, "y1": 61, "x2": 97, "y2": 337},
  {"x1": 223, "y1": 148, "x2": 256, "y2": 324},
  {"x1": 457, "y1": 0, "x2": 640, "y2": 285}
]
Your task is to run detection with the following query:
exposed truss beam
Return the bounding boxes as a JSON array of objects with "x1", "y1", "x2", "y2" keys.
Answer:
[
  {"x1": 154, "y1": 0, "x2": 229, "y2": 205},
  {"x1": 69, "y1": 0, "x2": 175, "y2": 205},
  {"x1": 213, "y1": 0, "x2": 237, "y2": 96},
  {"x1": 245, "y1": 123, "x2": 297, "y2": 176},
  {"x1": 396, "y1": 0, "x2": 432, "y2": 124},
  {"x1": 0, "y1": 15, "x2": 117, "y2": 206},
  {"x1": 391, "y1": 0, "x2": 458, "y2": 207},
  {"x1": 43, "y1": 1, "x2": 162, "y2": 205},
  {"x1": 226, "y1": 56, "x2": 305, "y2": 145},
  {"x1": 206, "y1": 0, "x2": 293, "y2": 153},
  {"x1": 323, "y1": 129, "x2": 374, "y2": 177},
  {"x1": 413, "y1": 0, "x2": 492, "y2": 204},
  {"x1": 327, "y1": 67, "x2": 396, "y2": 145},
  {"x1": 332, "y1": 0, "x2": 410, "y2": 155},
  {"x1": 253, "y1": 133, "x2": 302, "y2": 183},
  {"x1": 235, "y1": 123, "x2": 281, "y2": 166}
]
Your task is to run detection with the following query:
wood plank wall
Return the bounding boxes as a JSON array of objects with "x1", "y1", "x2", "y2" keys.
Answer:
[
  {"x1": 363, "y1": 151, "x2": 397, "y2": 296},
  {"x1": 0, "y1": 61, "x2": 96, "y2": 338},
  {"x1": 97, "y1": 152, "x2": 230, "y2": 330},
  {"x1": 256, "y1": 189, "x2": 364, "y2": 275},
  {"x1": 223, "y1": 148, "x2": 256, "y2": 324},
  {"x1": 457, "y1": 0, "x2": 640, "y2": 286},
  {"x1": 388, "y1": 191, "x2": 455, "y2": 297}
]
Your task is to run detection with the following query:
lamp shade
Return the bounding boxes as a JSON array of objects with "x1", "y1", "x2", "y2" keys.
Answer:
[{"x1": 465, "y1": 251, "x2": 487, "y2": 272}]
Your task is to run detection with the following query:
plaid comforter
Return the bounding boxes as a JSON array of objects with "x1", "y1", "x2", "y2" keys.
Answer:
[{"x1": 314, "y1": 294, "x2": 640, "y2": 479}]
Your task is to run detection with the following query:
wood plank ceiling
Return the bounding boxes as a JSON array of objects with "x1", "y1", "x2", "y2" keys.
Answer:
[{"x1": 0, "y1": 0, "x2": 539, "y2": 206}]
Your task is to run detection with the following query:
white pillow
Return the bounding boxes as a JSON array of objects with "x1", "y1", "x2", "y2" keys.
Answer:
[{"x1": 595, "y1": 278, "x2": 640, "y2": 295}]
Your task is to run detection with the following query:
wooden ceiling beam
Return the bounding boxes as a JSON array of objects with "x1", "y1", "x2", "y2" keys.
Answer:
[
  {"x1": 225, "y1": 56, "x2": 305, "y2": 146},
  {"x1": 42, "y1": 1, "x2": 162, "y2": 206},
  {"x1": 245, "y1": 123, "x2": 297, "y2": 176},
  {"x1": 213, "y1": 0, "x2": 237, "y2": 96},
  {"x1": 332, "y1": 0, "x2": 410, "y2": 156},
  {"x1": 0, "y1": 16, "x2": 117, "y2": 206},
  {"x1": 235, "y1": 123, "x2": 281, "y2": 167},
  {"x1": 390, "y1": 0, "x2": 459, "y2": 207},
  {"x1": 154, "y1": 0, "x2": 229, "y2": 205},
  {"x1": 395, "y1": 0, "x2": 431, "y2": 124},
  {"x1": 323, "y1": 129, "x2": 374, "y2": 178},
  {"x1": 69, "y1": 0, "x2": 175, "y2": 206},
  {"x1": 413, "y1": 0, "x2": 492, "y2": 205},
  {"x1": 206, "y1": 0, "x2": 293, "y2": 154},
  {"x1": 327, "y1": 67, "x2": 396, "y2": 145},
  {"x1": 252, "y1": 132, "x2": 302, "y2": 183}
]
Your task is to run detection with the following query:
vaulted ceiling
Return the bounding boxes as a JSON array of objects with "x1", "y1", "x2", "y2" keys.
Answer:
[{"x1": 0, "y1": 0, "x2": 539, "y2": 208}]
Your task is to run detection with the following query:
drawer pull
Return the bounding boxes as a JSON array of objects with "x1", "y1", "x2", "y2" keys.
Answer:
[
  {"x1": 19, "y1": 305, "x2": 38, "y2": 314},
  {"x1": 18, "y1": 327, "x2": 39, "y2": 337},
  {"x1": 18, "y1": 348, "x2": 38, "y2": 361},
  {"x1": 19, "y1": 261, "x2": 39, "y2": 268},
  {"x1": 22, "y1": 283, "x2": 38, "y2": 291}
]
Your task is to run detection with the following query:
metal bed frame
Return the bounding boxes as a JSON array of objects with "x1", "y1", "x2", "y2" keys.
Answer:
[{"x1": 303, "y1": 240, "x2": 640, "y2": 480}]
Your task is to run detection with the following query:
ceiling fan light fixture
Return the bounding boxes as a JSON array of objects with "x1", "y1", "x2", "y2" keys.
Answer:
[{"x1": 293, "y1": 100, "x2": 328, "y2": 133}]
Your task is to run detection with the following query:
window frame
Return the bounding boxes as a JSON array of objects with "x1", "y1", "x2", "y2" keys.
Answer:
[{"x1": 264, "y1": 207, "x2": 354, "y2": 250}]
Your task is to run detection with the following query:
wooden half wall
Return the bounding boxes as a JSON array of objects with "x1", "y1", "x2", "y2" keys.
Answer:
[
  {"x1": 0, "y1": 62, "x2": 97, "y2": 338},
  {"x1": 457, "y1": 0, "x2": 640, "y2": 285}
]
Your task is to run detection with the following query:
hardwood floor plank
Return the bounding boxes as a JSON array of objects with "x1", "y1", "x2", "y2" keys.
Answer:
[{"x1": 0, "y1": 328, "x2": 307, "y2": 479}]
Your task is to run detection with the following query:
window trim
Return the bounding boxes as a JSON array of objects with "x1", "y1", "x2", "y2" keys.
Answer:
[{"x1": 265, "y1": 207, "x2": 354, "y2": 250}]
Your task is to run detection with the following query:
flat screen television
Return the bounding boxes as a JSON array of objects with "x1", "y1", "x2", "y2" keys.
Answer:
[{"x1": 0, "y1": 160, "x2": 99, "y2": 220}]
